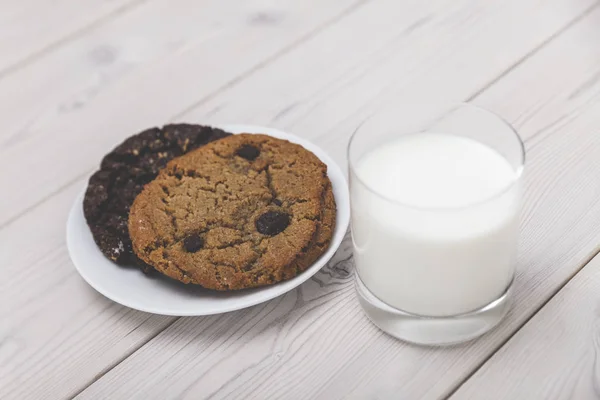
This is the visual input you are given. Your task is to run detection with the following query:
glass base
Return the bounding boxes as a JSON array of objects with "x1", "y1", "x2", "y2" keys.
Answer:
[{"x1": 355, "y1": 274, "x2": 512, "y2": 346}]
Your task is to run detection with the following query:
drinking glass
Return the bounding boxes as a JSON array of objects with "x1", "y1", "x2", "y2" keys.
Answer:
[{"x1": 348, "y1": 103, "x2": 525, "y2": 345}]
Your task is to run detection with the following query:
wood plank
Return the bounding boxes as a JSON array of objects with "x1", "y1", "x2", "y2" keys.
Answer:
[
  {"x1": 0, "y1": 0, "x2": 358, "y2": 148},
  {"x1": 0, "y1": 0, "x2": 143, "y2": 76},
  {"x1": 0, "y1": 184, "x2": 176, "y2": 400},
  {"x1": 452, "y1": 252, "x2": 600, "y2": 399},
  {"x1": 75, "y1": 4, "x2": 600, "y2": 400},
  {"x1": 1, "y1": 0, "x2": 209, "y2": 143},
  {"x1": 0, "y1": 0, "x2": 593, "y2": 227},
  {"x1": 184, "y1": 0, "x2": 595, "y2": 161}
]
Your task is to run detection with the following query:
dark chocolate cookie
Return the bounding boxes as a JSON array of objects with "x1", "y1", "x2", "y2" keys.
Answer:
[
  {"x1": 128, "y1": 134, "x2": 336, "y2": 290},
  {"x1": 83, "y1": 124, "x2": 231, "y2": 268}
]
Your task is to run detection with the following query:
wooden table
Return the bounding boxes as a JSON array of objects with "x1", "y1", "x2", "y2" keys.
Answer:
[{"x1": 3, "y1": 0, "x2": 600, "y2": 398}]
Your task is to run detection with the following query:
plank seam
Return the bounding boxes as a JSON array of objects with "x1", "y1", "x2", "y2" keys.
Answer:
[
  {"x1": 0, "y1": 0, "x2": 151, "y2": 80},
  {"x1": 171, "y1": 0, "x2": 372, "y2": 120},
  {"x1": 445, "y1": 246, "x2": 600, "y2": 400},
  {"x1": 68, "y1": 317, "x2": 177, "y2": 399},
  {"x1": 465, "y1": 1, "x2": 600, "y2": 103}
]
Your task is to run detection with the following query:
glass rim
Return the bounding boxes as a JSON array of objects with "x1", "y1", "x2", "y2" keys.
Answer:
[{"x1": 347, "y1": 102, "x2": 526, "y2": 211}]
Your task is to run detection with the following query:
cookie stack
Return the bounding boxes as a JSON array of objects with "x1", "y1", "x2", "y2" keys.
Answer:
[
  {"x1": 83, "y1": 124, "x2": 230, "y2": 268},
  {"x1": 84, "y1": 125, "x2": 336, "y2": 290}
]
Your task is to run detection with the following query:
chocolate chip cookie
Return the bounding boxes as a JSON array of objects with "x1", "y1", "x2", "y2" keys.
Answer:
[
  {"x1": 128, "y1": 134, "x2": 336, "y2": 290},
  {"x1": 83, "y1": 124, "x2": 231, "y2": 267}
]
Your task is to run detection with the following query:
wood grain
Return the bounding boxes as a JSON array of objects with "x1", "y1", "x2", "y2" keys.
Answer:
[
  {"x1": 76, "y1": 3, "x2": 600, "y2": 400},
  {"x1": 0, "y1": 0, "x2": 236, "y2": 144},
  {"x1": 451, "y1": 252, "x2": 600, "y2": 400},
  {"x1": 0, "y1": 0, "x2": 593, "y2": 227},
  {"x1": 0, "y1": 184, "x2": 176, "y2": 400},
  {"x1": 0, "y1": 0, "x2": 144, "y2": 77},
  {"x1": 0, "y1": 0, "x2": 361, "y2": 163},
  {"x1": 185, "y1": 0, "x2": 596, "y2": 162}
]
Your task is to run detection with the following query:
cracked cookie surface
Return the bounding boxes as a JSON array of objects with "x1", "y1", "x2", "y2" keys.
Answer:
[
  {"x1": 129, "y1": 134, "x2": 336, "y2": 290},
  {"x1": 83, "y1": 124, "x2": 230, "y2": 268}
]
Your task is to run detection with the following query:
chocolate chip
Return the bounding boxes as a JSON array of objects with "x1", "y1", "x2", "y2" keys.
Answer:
[
  {"x1": 273, "y1": 199, "x2": 282, "y2": 206},
  {"x1": 236, "y1": 144, "x2": 260, "y2": 160},
  {"x1": 256, "y1": 211, "x2": 290, "y2": 236},
  {"x1": 183, "y1": 234, "x2": 204, "y2": 252}
]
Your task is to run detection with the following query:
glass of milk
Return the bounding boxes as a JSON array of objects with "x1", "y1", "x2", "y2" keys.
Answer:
[{"x1": 349, "y1": 103, "x2": 525, "y2": 345}]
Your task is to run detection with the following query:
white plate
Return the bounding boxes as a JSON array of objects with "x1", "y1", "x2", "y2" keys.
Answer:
[{"x1": 67, "y1": 125, "x2": 350, "y2": 316}]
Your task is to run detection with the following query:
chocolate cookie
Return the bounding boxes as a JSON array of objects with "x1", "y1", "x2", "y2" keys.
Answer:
[
  {"x1": 83, "y1": 124, "x2": 231, "y2": 267},
  {"x1": 128, "y1": 134, "x2": 336, "y2": 290}
]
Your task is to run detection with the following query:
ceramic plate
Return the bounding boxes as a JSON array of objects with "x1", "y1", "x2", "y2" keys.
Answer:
[{"x1": 67, "y1": 125, "x2": 350, "y2": 316}]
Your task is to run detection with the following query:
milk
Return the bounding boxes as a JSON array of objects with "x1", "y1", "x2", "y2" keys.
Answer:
[{"x1": 351, "y1": 133, "x2": 520, "y2": 317}]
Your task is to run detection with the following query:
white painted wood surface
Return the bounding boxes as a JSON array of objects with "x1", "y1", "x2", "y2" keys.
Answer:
[
  {"x1": 2, "y1": 0, "x2": 600, "y2": 399},
  {"x1": 452, "y1": 252, "x2": 600, "y2": 400},
  {"x1": 0, "y1": 0, "x2": 144, "y2": 76}
]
